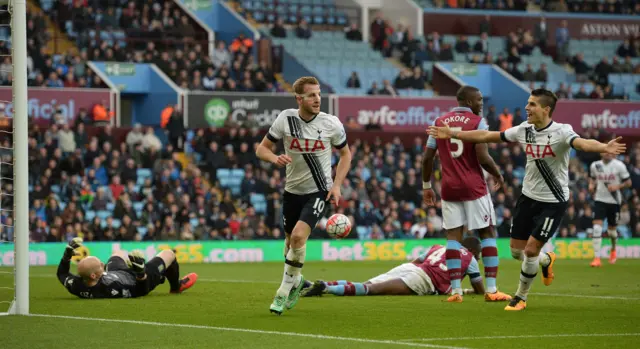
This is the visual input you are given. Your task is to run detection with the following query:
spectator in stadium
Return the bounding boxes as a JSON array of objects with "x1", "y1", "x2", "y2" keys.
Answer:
[
  {"x1": 379, "y1": 79, "x2": 398, "y2": 96},
  {"x1": 571, "y1": 53, "x2": 591, "y2": 83},
  {"x1": 617, "y1": 40, "x2": 635, "y2": 58},
  {"x1": 535, "y1": 64, "x2": 548, "y2": 82},
  {"x1": 346, "y1": 72, "x2": 361, "y2": 88},
  {"x1": 126, "y1": 124, "x2": 144, "y2": 150},
  {"x1": 474, "y1": 32, "x2": 489, "y2": 54},
  {"x1": 164, "y1": 107, "x2": 185, "y2": 150},
  {"x1": 394, "y1": 69, "x2": 413, "y2": 90},
  {"x1": 370, "y1": 12, "x2": 387, "y2": 52},
  {"x1": 478, "y1": 15, "x2": 491, "y2": 34},
  {"x1": 533, "y1": 17, "x2": 548, "y2": 51},
  {"x1": 296, "y1": 19, "x2": 312, "y2": 39},
  {"x1": 271, "y1": 18, "x2": 287, "y2": 38},
  {"x1": 555, "y1": 20, "x2": 571, "y2": 63},
  {"x1": 522, "y1": 64, "x2": 536, "y2": 82},
  {"x1": 58, "y1": 124, "x2": 76, "y2": 154},
  {"x1": 455, "y1": 35, "x2": 471, "y2": 54},
  {"x1": 367, "y1": 82, "x2": 380, "y2": 95},
  {"x1": 345, "y1": 23, "x2": 363, "y2": 41},
  {"x1": 230, "y1": 33, "x2": 254, "y2": 54},
  {"x1": 498, "y1": 108, "x2": 513, "y2": 132}
]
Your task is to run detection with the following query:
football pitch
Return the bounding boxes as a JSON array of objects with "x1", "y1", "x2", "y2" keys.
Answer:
[{"x1": 1, "y1": 259, "x2": 639, "y2": 349}]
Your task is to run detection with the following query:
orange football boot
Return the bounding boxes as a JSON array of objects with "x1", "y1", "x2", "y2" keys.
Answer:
[
  {"x1": 504, "y1": 296, "x2": 527, "y2": 311},
  {"x1": 485, "y1": 291, "x2": 513, "y2": 302},
  {"x1": 541, "y1": 252, "x2": 556, "y2": 286},
  {"x1": 609, "y1": 250, "x2": 617, "y2": 264},
  {"x1": 171, "y1": 273, "x2": 198, "y2": 294}
]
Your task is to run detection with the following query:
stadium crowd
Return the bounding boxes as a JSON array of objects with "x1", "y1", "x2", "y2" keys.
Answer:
[
  {"x1": 383, "y1": 21, "x2": 640, "y2": 100},
  {"x1": 0, "y1": 7, "x2": 106, "y2": 88},
  {"x1": 17, "y1": 1, "x2": 638, "y2": 98},
  {"x1": 40, "y1": 0, "x2": 282, "y2": 92},
  {"x1": 426, "y1": 0, "x2": 640, "y2": 14},
  {"x1": 5, "y1": 118, "x2": 639, "y2": 244}
]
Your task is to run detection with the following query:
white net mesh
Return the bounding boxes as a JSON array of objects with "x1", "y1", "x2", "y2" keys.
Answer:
[{"x1": 0, "y1": 1, "x2": 14, "y2": 313}]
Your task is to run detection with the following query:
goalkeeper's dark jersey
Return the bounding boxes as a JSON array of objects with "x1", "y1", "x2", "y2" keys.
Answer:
[{"x1": 56, "y1": 259, "x2": 147, "y2": 299}]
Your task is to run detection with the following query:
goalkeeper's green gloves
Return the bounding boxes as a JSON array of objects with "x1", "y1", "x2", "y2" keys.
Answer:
[
  {"x1": 63, "y1": 237, "x2": 83, "y2": 261},
  {"x1": 128, "y1": 251, "x2": 146, "y2": 278}
]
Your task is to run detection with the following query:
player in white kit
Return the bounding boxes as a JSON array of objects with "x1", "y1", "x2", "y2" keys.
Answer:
[
  {"x1": 429, "y1": 89, "x2": 626, "y2": 311},
  {"x1": 255, "y1": 76, "x2": 352, "y2": 315},
  {"x1": 589, "y1": 154, "x2": 632, "y2": 267}
]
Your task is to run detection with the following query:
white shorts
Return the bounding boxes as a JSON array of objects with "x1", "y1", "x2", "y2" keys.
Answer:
[
  {"x1": 367, "y1": 263, "x2": 435, "y2": 296},
  {"x1": 442, "y1": 193, "x2": 496, "y2": 231}
]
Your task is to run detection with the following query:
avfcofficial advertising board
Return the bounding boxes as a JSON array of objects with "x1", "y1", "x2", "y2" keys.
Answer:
[{"x1": 334, "y1": 96, "x2": 457, "y2": 132}]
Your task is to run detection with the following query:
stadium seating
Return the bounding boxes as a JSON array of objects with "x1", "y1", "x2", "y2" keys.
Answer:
[
  {"x1": 272, "y1": 31, "x2": 402, "y2": 95},
  {"x1": 609, "y1": 74, "x2": 640, "y2": 99},
  {"x1": 242, "y1": 0, "x2": 349, "y2": 25},
  {"x1": 415, "y1": 0, "x2": 530, "y2": 10}
]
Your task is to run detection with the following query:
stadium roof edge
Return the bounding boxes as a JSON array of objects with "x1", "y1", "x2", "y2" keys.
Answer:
[{"x1": 422, "y1": 8, "x2": 640, "y2": 21}]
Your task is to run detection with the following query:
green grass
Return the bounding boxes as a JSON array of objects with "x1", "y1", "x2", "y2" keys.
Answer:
[{"x1": 1, "y1": 260, "x2": 640, "y2": 349}]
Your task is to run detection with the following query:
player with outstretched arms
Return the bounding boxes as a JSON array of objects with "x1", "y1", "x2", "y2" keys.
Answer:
[
  {"x1": 255, "y1": 76, "x2": 352, "y2": 315},
  {"x1": 57, "y1": 238, "x2": 198, "y2": 299},
  {"x1": 429, "y1": 89, "x2": 626, "y2": 311},
  {"x1": 589, "y1": 153, "x2": 632, "y2": 267},
  {"x1": 422, "y1": 86, "x2": 511, "y2": 303},
  {"x1": 302, "y1": 237, "x2": 486, "y2": 297}
]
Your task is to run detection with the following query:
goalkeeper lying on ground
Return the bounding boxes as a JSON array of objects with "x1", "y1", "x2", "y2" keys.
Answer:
[{"x1": 57, "y1": 238, "x2": 198, "y2": 299}]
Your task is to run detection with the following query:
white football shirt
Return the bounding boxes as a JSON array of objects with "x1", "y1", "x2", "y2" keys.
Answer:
[
  {"x1": 267, "y1": 109, "x2": 347, "y2": 195},
  {"x1": 590, "y1": 159, "x2": 630, "y2": 205},
  {"x1": 501, "y1": 121, "x2": 579, "y2": 203}
]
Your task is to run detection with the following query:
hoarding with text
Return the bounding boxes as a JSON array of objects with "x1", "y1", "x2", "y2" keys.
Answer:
[{"x1": 1, "y1": 239, "x2": 638, "y2": 266}]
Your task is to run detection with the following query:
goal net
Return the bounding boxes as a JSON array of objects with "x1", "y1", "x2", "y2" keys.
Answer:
[{"x1": 0, "y1": 0, "x2": 29, "y2": 316}]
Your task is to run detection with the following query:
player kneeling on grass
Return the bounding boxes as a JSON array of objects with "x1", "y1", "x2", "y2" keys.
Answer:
[
  {"x1": 302, "y1": 237, "x2": 504, "y2": 299},
  {"x1": 57, "y1": 238, "x2": 198, "y2": 299}
]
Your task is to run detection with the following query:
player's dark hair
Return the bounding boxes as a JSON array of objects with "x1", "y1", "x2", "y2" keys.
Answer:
[
  {"x1": 530, "y1": 88, "x2": 558, "y2": 117},
  {"x1": 462, "y1": 236, "x2": 482, "y2": 259},
  {"x1": 456, "y1": 85, "x2": 480, "y2": 103}
]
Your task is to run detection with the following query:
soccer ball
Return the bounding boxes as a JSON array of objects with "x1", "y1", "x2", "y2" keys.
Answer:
[{"x1": 325, "y1": 213, "x2": 352, "y2": 239}]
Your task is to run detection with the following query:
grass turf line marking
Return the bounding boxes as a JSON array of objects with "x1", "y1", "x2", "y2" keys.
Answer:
[
  {"x1": 530, "y1": 292, "x2": 640, "y2": 300},
  {"x1": 21, "y1": 275, "x2": 640, "y2": 300},
  {"x1": 400, "y1": 333, "x2": 640, "y2": 342},
  {"x1": 27, "y1": 314, "x2": 470, "y2": 349}
]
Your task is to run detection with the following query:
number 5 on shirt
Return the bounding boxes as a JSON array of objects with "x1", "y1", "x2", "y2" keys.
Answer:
[{"x1": 450, "y1": 127, "x2": 464, "y2": 158}]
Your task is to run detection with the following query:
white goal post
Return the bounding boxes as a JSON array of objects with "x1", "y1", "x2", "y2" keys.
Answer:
[{"x1": 5, "y1": 0, "x2": 28, "y2": 316}]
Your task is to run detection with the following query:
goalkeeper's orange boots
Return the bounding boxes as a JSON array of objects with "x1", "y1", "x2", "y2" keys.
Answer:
[
  {"x1": 591, "y1": 258, "x2": 602, "y2": 267},
  {"x1": 171, "y1": 273, "x2": 198, "y2": 294}
]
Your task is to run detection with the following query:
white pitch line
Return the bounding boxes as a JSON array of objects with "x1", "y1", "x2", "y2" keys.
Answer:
[
  {"x1": 27, "y1": 314, "x2": 470, "y2": 349},
  {"x1": 199, "y1": 278, "x2": 279, "y2": 284},
  {"x1": 400, "y1": 332, "x2": 640, "y2": 342},
  {"x1": 531, "y1": 292, "x2": 640, "y2": 300},
  {"x1": 11, "y1": 275, "x2": 640, "y2": 300}
]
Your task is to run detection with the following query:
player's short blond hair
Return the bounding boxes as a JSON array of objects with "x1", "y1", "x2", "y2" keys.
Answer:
[{"x1": 292, "y1": 76, "x2": 320, "y2": 95}]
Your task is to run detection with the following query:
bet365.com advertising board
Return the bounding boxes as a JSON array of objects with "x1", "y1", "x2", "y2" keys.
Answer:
[
  {"x1": 1, "y1": 239, "x2": 639, "y2": 266},
  {"x1": 0, "y1": 239, "x2": 640, "y2": 266}
]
